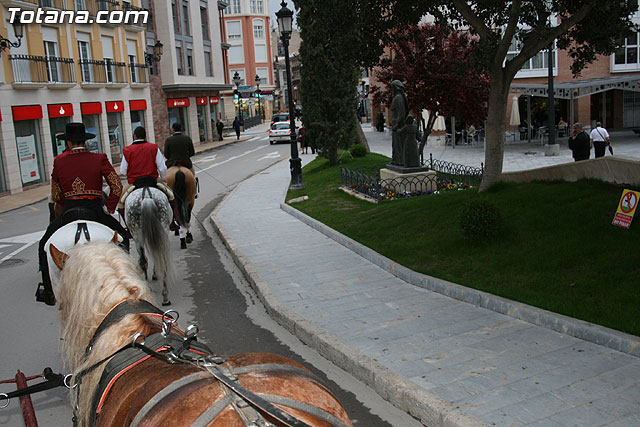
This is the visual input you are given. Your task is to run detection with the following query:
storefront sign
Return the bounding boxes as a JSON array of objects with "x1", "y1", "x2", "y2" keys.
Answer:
[
  {"x1": 129, "y1": 100, "x2": 147, "y2": 111},
  {"x1": 209, "y1": 96, "x2": 219, "y2": 104},
  {"x1": 12, "y1": 105, "x2": 43, "y2": 121},
  {"x1": 260, "y1": 90, "x2": 273, "y2": 95},
  {"x1": 81, "y1": 102, "x2": 102, "y2": 115},
  {"x1": 47, "y1": 103, "x2": 73, "y2": 118},
  {"x1": 17, "y1": 134, "x2": 40, "y2": 183},
  {"x1": 196, "y1": 97, "x2": 208, "y2": 105},
  {"x1": 612, "y1": 189, "x2": 639, "y2": 229},
  {"x1": 168, "y1": 98, "x2": 190, "y2": 108},
  {"x1": 105, "y1": 101, "x2": 125, "y2": 113}
]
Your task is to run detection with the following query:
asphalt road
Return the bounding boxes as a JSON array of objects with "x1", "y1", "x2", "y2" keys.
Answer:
[{"x1": 0, "y1": 130, "x2": 420, "y2": 426}]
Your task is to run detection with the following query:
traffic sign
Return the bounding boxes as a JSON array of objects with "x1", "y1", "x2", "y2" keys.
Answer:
[{"x1": 612, "y1": 188, "x2": 639, "y2": 229}]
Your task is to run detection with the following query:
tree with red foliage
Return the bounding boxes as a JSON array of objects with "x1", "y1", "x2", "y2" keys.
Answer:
[{"x1": 371, "y1": 24, "x2": 490, "y2": 157}]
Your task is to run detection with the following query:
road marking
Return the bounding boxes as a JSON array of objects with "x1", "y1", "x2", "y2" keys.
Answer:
[
  {"x1": 194, "y1": 154, "x2": 218, "y2": 163},
  {"x1": 0, "y1": 230, "x2": 44, "y2": 262},
  {"x1": 196, "y1": 145, "x2": 270, "y2": 173},
  {"x1": 249, "y1": 136, "x2": 262, "y2": 141},
  {"x1": 258, "y1": 152, "x2": 281, "y2": 161}
]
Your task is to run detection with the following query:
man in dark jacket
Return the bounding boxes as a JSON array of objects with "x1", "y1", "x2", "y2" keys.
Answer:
[
  {"x1": 233, "y1": 117, "x2": 242, "y2": 140},
  {"x1": 568, "y1": 122, "x2": 590, "y2": 162},
  {"x1": 216, "y1": 119, "x2": 224, "y2": 141},
  {"x1": 164, "y1": 122, "x2": 195, "y2": 173}
]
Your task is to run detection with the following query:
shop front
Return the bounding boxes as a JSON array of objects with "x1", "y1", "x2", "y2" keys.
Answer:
[
  {"x1": 129, "y1": 99, "x2": 147, "y2": 135},
  {"x1": 47, "y1": 103, "x2": 73, "y2": 157},
  {"x1": 167, "y1": 98, "x2": 190, "y2": 135},
  {"x1": 12, "y1": 105, "x2": 46, "y2": 188},
  {"x1": 209, "y1": 96, "x2": 221, "y2": 138},
  {"x1": 106, "y1": 101, "x2": 125, "y2": 164},
  {"x1": 80, "y1": 102, "x2": 104, "y2": 154},
  {"x1": 196, "y1": 97, "x2": 208, "y2": 142}
]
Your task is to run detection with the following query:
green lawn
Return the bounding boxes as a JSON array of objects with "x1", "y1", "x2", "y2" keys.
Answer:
[{"x1": 288, "y1": 153, "x2": 640, "y2": 337}]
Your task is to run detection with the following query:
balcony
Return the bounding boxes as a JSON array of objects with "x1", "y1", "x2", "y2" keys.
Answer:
[
  {"x1": 79, "y1": 59, "x2": 127, "y2": 87},
  {"x1": 9, "y1": 55, "x2": 76, "y2": 89},
  {"x1": 128, "y1": 63, "x2": 149, "y2": 86},
  {"x1": 122, "y1": 2, "x2": 148, "y2": 31}
]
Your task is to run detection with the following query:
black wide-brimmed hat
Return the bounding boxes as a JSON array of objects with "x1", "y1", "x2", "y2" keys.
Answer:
[{"x1": 56, "y1": 122, "x2": 95, "y2": 142}]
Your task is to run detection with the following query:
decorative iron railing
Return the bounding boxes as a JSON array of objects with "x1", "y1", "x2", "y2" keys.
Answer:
[
  {"x1": 128, "y1": 63, "x2": 149, "y2": 83},
  {"x1": 78, "y1": 59, "x2": 126, "y2": 84},
  {"x1": 341, "y1": 156, "x2": 483, "y2": 202},
  {"x1": 9, "y1": 55, "x2": 75, "y2": 84}
]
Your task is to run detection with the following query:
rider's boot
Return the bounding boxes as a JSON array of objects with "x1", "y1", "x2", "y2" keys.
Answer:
[
  {"x1": 35, "y1": 270, "x2": 56, "y2": 306},
  {"x1": 118, "y1": 208, "x2": 127, "y2": 228},
  {"x1": 48, "y1": 202, "x2": 56, "y2": 224}
]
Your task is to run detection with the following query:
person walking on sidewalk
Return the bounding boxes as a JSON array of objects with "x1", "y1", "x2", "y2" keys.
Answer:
[
  {"x1": 568, "y1": 122, "x2": 590, "y2": 162},
  {"x1": 216, "y1": 119, "x2": 224, "y2": 141},
  {"x1": 36, "y1": 122, "x2": 129, "y2": 305},
  {"x1": 233, "y1": 117, "x2": 242, "y2": 140},
  {"x1": 590, "y1": 121, "x2": 610, "y2": 158}
]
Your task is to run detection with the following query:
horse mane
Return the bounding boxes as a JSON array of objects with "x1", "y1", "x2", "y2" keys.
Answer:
[{"x1": 57, "y1": 242, "x2": 160, "y2": 426}]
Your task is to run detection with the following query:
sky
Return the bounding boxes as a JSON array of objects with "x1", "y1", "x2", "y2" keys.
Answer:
[{"x1": 268, "y1": 0, "x2": 298, "y2": 29}]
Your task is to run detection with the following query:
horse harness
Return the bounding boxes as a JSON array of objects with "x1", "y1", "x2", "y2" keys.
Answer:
[{"x1": 80, "y1": 301, "x2": 348, "y2": 427}]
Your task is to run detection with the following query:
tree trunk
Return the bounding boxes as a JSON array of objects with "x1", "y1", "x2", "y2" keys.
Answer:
[
  {"x1": 479, "y1": 76, "x2": 511, "y2": 192},
  {"x1": 354, "y1": 120, "x2": 371, "y2": 152}
]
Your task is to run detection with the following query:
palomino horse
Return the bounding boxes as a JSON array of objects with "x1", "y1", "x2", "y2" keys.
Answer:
[
  {"x1": 56, "y1": 242, "x2": 353, "y2": 427},
  {"x1": 124, "y1": 186, "x2": 174, "y2": 305},
  {"x1": 166, "y1": 165, "x2": 197, "y2": 249}
]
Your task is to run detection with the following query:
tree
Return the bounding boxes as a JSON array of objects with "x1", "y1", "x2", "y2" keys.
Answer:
[
  {"x1": 355, "y1": 0, "x2": 638, "y2": 190},
  {"x1": 296, "y1": 0, "x2": 362, "y2": 165},
  {"x1": 370, "y1": 24, "x2": 490, "y2": 158}
]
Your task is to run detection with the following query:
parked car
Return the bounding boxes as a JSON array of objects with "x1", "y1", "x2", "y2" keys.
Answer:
[
  {"x1": 269, "y1": 121, "x2": 295, "y2": 144},
  {"x1": 270, "y1": 113, "x2": 291, "y2": 126}
]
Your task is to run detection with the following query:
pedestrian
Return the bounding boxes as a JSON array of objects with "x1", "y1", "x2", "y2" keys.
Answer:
[
  {"x1": 36, "y1": 122, "x2": 130, "y2": 305},
  {"x1": 119, "y1": 126, "x2": 174, "y2": 217},
  {"x1": 298, "y1": 125, "x2": 307, "y2": 154},
  {"x1": 568, "y1": 122, "x2": 590, "y2": 162},
  {"x1": 377, "y1": 110, "x2": 385, "y2": 132},
  {"x1": 233, "y1": 117, "x2": 242, "y2": 140},
  {"x1": 216, "y1": 119, "x2": 224, "y2": 141},
  {"x1": 590, "y1": 121, "x2": 610, "y2": 158}
]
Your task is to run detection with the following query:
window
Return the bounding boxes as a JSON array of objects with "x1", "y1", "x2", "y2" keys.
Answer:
[
  {"x1": 256, "y1": 67, "x2": 268, "y2": 84},
  {"x1": 103, "y1": 36, "x2": 116, "y2": 83},
  {"x1": 82, "y1": 114, "x2": 103, "y2": 153},
  {"x1": 507, "y1": 37, "x2": 556, "y2": 78},
  {"x1": 231, "y1": 0, "x2": 240, "y2": 13},
  {"x1": 229, "y1": 45, "x2": 244, "y2": 63},
  {"x1": 172, "y1": 0, "x2": 179, "y2": 32},
  {"x1": 43, "y1": 40, "x2": 59, "y2": 82},
  {"x1": 614, "y1": 31, "x2": 640, "y2": 69},
  {"x1": 204, "y1": 50, "x2": 213, "y2": 76},
  {"x1": 78, "y1": 40, "x2": 91, "y2": 82},
  {"x1": 254, "y1": 43, "x2": 266, "y2": 63},
  {"x1": 74, "y1": 0, "x2": 85, "y2": 10},
  {"x1": 250, "y1": 0, "x2": 263, "y2": 13},
  {"x1": 187, "y1": 48, "x2": 194, "y2": 75},
  {"x1": 176, "y1": 46, "x2": 183, "y2": 75},
  {"x1": 182, "y1": 2, "x2": 190, "y2": 35},
  {"x1": 253, "y1": 20, "x2": 264, "y2": 39},
  {"x1": 200, "y1": 6, "x2": 209, "y2": 41},
  {"x1": 230, "y1": 69, "x2": 245, "y2": 85},
  {"x1": 227, "y1": 21, "x2": 241, "y2": 40},
  {"x1": 129, "y1": 54, "x2": 137, "y2": 82},
  {"x1": 14, "y1": 119, "x2": 45, "y2": 186}
]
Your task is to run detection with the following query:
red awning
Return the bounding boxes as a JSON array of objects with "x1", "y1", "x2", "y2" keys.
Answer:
[
  {"x1": 196, "y1": 97, "x2": 208, "y2": 105},
  {"x1": 209, "y1": 96, "x2": 219, "y2": 104},
  {"x1": 129, "y1": 99, "x2": 147, "y2": 111},
  {"x1": 81, "y1": 102, "x2": 102, "y2": 115},
  {"x1": 168, "y1": 98, "x2": 190, "y2": 108},
  {"x1": 12, "y1": 105, "x2": 43, "y2": 121},
  {"x1": 105, "y1": 101, "x2": 125, "y2": 113},
  {"x1": 47, "y1": 103, "x2": 74, "y2": 118}
]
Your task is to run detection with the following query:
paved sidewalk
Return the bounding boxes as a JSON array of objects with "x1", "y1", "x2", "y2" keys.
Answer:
[{"x1": 212, "y1": 129, "x2": 640, "y2": 426}]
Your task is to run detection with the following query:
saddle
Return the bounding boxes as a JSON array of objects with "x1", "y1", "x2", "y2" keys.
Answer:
[{"x1": 119, "y1": 177, "x2": 174, "y2": 207}]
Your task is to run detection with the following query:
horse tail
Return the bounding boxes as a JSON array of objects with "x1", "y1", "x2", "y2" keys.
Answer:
[
  {"x1": 174, "y1": 170, "x2": 188, "y2": 225},
  {"x1": 140, "y1": 197, "x2": 173, "y2": 287}
]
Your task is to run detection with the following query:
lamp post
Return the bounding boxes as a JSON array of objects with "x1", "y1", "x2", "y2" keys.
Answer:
[
  {"x1": 0, "y1": 14, "x2": 24, "y2": 56},
  {"x1": 144, "y1": 40, "x2": 163, "y2": 65},
  {"x1": 233, "y1": 71, "x2": 241, "y2": 119},
  {"x1": 276, "y1": 0, "x2": 303, "y2": 190},
  {"x1": 255, "y1": 74, "x2": 262, "y2": 121}
]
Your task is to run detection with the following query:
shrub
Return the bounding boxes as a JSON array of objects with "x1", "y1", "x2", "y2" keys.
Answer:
[
  {"x1": 349, "y1": 144, "x2": 367, "y2": 157},
  {"x1": 459, "y1": 199, "x2": 504, "y2": 241}
]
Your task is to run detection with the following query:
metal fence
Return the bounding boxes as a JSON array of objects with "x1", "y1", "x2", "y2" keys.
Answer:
[
  {"x1": 340, "y1": 155, "x2": 483, "y2": 202},
  {"x1": 9, "y1": 55, "x2": 75, "y2": 84}
]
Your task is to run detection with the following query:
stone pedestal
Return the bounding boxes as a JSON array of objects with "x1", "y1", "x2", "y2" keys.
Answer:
[
  {"x1": 380, "y1": 168, "x2": 438, "y2": 194},
  {"x1": 545, "y1": 144, "x2": 560, "y2": 156}
]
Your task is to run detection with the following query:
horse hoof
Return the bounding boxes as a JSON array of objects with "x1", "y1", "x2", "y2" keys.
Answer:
[
  {"x1": 186, "y1": 233, "x2": 193, "y2": 244},
  {"x1": 162, "y1": 300, "x2": 171, "y2": 306},
  {"x1": 180, "y1": 238, "x2": 187, "y2": 249}
]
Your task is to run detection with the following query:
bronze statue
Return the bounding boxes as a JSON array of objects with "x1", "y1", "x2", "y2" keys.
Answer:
[{"x1": 390, "y1": 80, "x2": 409, "y2": 165}]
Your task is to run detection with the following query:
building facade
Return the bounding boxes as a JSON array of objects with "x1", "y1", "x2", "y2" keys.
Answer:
[
  {"x1": 0, "y1": 0, "x2": 152, "y2": 196},
  {"x1": 221, "y1": 0, "x2": 274, "y2": 122},
  {"x1": 271, "y1": 26, "x2": 299, "y2": 115}
]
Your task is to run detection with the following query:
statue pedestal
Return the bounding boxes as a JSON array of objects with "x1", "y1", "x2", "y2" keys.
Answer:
[{"x1": 380, "y1": 167, "x2": 438, "y2": 194}]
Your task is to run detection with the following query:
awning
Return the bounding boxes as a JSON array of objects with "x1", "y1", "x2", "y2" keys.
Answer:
[{"x1": 511, "y1": 74, "x2": 640, "y2": 99}]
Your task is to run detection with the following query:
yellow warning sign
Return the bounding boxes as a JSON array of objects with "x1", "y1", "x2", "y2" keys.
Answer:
[{"x1": 612, "y1": 189, "x2": 639, "y2": 229}]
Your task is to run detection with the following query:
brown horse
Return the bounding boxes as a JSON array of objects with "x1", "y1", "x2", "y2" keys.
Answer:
[
  {"x1": 165, "y1": 165, "x2": 197, "y2": 249},
  {"x1": 56, "y1": 242, "x2": 352, "y2": 427}
]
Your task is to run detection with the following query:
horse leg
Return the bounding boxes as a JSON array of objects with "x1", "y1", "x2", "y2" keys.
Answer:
[
  {"x1": 179, "y1": 226, "x2": 187, "y2": 249},
  {"x1": 138, "y1": 245, "x2": 148, "y2": 280}
]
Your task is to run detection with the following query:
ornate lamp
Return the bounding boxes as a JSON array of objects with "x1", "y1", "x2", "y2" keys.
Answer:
[{"x1": 0, "y1": 15, "x2": 24, "y2": 55}]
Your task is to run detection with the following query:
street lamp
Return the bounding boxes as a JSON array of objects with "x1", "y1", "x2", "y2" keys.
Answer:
[
  {"x1": 0, "y1": 14, "x2": 24, "y2": 56},
  {"x1": 255, "y1": 74, "x2": 262, "y2": 121},
  {"x1": 233, "y1": 71, "x2": 242, "y2": 119},
  {"x1": 276, "y1": 0, "x2": 303, "y2": 190},
  {"x1": 144, "y1": 40, "x2": 163, "y2": 66}
]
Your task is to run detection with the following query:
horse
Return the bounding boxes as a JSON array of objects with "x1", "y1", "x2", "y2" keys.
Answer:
[
  {"x1": 124, "y1": 185, "x2": 174, "y2": 305},
  {"x1": 166, "y1": 165, "x2": 197, "y2": 249},
  {"x1": 56, "y1": 242, "x2": 353, "y2": 427}
]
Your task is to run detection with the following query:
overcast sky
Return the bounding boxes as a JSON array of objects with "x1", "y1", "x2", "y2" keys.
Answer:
[{"x1": 268, "y1": 0, "x2": 298, "y2": 29}]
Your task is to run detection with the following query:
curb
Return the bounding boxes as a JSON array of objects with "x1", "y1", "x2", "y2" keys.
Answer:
[
  {"x1": 210, "y1": 184, "x2": 486, "y2": 427},
  {"x1": 281, "y1": 203, "x2": 640, "y2": 358}
]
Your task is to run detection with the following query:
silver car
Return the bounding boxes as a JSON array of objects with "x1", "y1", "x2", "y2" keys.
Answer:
[{"x1": 269, "y1": 122, "x2": 295, "y2": 144}]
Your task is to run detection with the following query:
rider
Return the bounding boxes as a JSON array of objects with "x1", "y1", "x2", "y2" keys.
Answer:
[
  {"x1": 118, "y1": 126, "x2": 174, "y2": 219},
  {"x1": 164, "y1": 122, "x2": 196, "y2": 176},
  {"x1": 36, "y1": 123, "x2": 130, "y2": 306}
]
